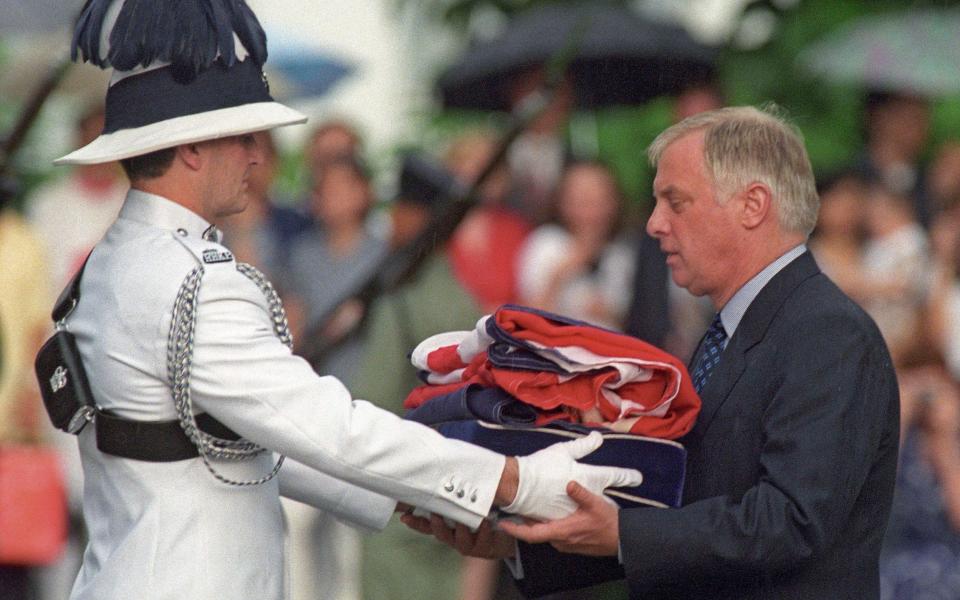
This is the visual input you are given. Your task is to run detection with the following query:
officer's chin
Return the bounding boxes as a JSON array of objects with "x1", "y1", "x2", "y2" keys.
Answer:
[{"x1": 215, "y1": 195, "x2": 250, "y2": 221}]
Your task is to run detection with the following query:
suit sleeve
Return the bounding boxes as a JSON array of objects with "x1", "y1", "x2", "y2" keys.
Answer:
[
  {"x1": 183, "y1": 264, "x2": 505, "y2": 529},
  {"x1": 511, "y1": 541, "x2": 625, "y2": 598},
  {"x1": 616, "y1": 309, "x2": 898, "y2": 589}
]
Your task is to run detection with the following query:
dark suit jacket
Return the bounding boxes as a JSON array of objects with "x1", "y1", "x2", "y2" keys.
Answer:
[{"x1": 514, "y1": 252, "x2": 900, "y2": 599}]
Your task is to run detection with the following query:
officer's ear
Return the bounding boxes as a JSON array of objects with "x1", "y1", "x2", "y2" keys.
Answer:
[{"x1": 176, "y1": 143, "x2": 204, "y2": 172}]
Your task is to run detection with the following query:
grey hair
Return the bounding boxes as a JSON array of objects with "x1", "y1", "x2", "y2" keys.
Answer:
[{"x1": 647, "y1": 105, "x2": 819, "y2": 236}]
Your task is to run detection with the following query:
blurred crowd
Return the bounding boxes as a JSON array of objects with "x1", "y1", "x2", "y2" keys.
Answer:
[{"x1": 2, "y1": 85, "x2": 960, "y2": 600}]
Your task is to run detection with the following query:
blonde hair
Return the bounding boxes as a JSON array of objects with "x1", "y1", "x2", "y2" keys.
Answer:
[{"x1": 647, "y1": 105, "x2": 819, "y2": 235}]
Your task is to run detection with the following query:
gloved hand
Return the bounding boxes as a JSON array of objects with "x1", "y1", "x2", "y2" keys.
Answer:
[{"x1": 502, "y1": 432, "x2": 643, "y2": 521}]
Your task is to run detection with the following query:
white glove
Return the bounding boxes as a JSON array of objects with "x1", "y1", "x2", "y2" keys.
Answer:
[{"x1": 502, "y1": 432, "x2": 643, "y2": 521}]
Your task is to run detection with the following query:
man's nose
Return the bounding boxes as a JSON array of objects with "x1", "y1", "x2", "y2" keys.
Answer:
[{"x1": 646, "y1": 203, "x2": 665, "y2": 238}]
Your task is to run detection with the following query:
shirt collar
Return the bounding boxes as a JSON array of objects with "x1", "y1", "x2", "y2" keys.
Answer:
[
  {"x1": 719, "y1": 244, "x2": 807, "y2": 340},
  {"x1": 118, "y1": 188, "x2": 217, "y2": 241}
]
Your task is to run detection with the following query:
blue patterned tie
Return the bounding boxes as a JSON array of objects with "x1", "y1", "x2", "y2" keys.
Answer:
[{"x1": 692, "y1": 313, "x2": 727, "y2": 393}]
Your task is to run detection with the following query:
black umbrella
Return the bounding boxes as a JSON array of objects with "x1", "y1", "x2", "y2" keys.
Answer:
[{"x1": 437, "y1": 3, "x2": 717, "y2": 111}]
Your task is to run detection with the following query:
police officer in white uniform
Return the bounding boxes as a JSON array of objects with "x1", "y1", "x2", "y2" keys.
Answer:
[{"x1": 42, "y1": 2, "x2": 641, "y2": 599}]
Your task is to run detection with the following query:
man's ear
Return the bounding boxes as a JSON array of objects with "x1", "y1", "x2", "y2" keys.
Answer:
[
  {"x1": 176, "y1": 143, "x2": 204, "y2": 171},
  {"x1": 741, "y1": 182, "x2": 773, "y2": 229}
]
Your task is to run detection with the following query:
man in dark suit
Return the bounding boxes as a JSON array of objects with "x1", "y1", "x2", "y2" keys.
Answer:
[{"x1": 404, "y1": 106, "x2": 900, "y2": 599}]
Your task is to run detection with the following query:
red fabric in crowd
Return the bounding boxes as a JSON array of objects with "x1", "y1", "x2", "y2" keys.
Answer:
[{"x1": 448, "y1": 207, "x2": 531, "y2": 311}]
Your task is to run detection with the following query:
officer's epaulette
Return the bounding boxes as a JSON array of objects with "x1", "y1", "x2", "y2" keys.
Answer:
[{"x1": 171, "y1": 230, "x2": 235, "y2": 266}]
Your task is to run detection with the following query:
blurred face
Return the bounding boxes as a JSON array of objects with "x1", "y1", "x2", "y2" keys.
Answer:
[
  {"x1": 817, "y1": 179, "x2": 865, "y2": 238},
  {"x1": 863, "y1": 186, "x2": 911, "y2": 237},
  {"x1": 309, "y1": 126, "x2": 359, "y2": 172},
  {"x1": 557, "y1": 164, "x2": 620, "y2": 238},
  {"x1": 201, "y1": 134, "x2": 263, "y2": 220},
  {"x1": 673, "y1": 86, "x2": 723, "y2": 122},
  {"x1": 646, "y1": 131, "x2": 740, "y2": 306},
  {"x1": 445, "y1": 135, "x2": 510, "y2": 204},
  {"x1": 390, "y1": 202, "x2": 430, "y2": 249},
  {"x1": 872, "y1": 96, "x2": 931, "y2": 159},
  {"x1": 312, "y1": 164, "x2": 372, "y2": 229}
]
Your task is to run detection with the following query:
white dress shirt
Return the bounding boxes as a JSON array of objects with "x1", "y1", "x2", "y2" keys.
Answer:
[{"x1": 718, "y1": 244, "x2": 808, "y2": 343}]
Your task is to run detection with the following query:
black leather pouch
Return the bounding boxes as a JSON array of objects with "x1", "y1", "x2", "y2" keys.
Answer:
[
  {"x1": 35, "y1": 330, "x2": 96, "y2": 433},
  {"x1": 34, "y1": 259, "x2": 95, "y2": 434}
]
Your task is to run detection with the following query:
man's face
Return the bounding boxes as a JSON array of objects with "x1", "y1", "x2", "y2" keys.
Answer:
[
  {"x1": 201, "y1": 134, "x2": 263, "y2": 219},
  {"x1": 646, "y1": 131, "x2": 739, "y2": 305}
]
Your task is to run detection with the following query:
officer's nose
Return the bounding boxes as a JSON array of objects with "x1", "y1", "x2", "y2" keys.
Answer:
[{"x1": 249, "y1": 140, "x2": 264, "y2": 166}]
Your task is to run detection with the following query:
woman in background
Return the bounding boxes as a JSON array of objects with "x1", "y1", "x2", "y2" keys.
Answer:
[{"x1": 517, "y1": 160, "x2": 635, "y2": 330}]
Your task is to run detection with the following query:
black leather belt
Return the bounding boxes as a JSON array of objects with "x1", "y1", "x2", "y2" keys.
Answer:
[{"x1": 96, "y1": 410, "x2": 241, "y2": 462}]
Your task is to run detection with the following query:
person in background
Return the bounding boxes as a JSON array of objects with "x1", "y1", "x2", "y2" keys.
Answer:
[
  {"x1": 305, "y1": 119, "x2": 363, "y2": 176},
  {"x1": 879, "y1": 195, "x2": 960, "y2": 599},
  {"x1": 504, "y1": 66, "x2": 574, "y2": 225},
  {"x1": 0, "y1": 208, "x2": 52, "y2": 600},
  {"x1": 27, "y1": 104, "x2": 128, "y2": 290},
  {"x1": 286, "y1": 154, "x2": 387, "y2": 369},
  {"x1": 859, "y1": 183, "x2": 930, "y2": 367},
  {"x1": 446, "y1": 130, "x2": 531, "y2": 312},
  {"x1": 808, "y1": 171, "x2": 869, "y2": 298},
  {"x1": 285, "y1": 152, "x2": 387, "y2": 600},
  {"x1": 672, "y1": 80, "x2": 725, "y2": 124},
  {"x1": 517, "y1": 160, "x2": 635, "y2": 330},
  {"x1": 854, "y1": 91, "x2": 933, "y2": 228},
  {"x1": 351, "y1": 152, "x2": 487, "y2": 600}
]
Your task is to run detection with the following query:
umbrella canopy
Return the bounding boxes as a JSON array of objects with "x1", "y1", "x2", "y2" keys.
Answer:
[
  {"x1": 262, "y1": 26, "x2": 356, "y2": 101},
  {"x1": 268, "y1": 44, "x2": 354, "y2": 100},
  {"x1": 0, "y1": 0, "x2": 84, "y2": 35},
  {"x1": 437, "y1": 3, "x2": 717, "y2": 111},
  {"x1": 798, "y1": 8, "x2": 960, "y2": 97}
]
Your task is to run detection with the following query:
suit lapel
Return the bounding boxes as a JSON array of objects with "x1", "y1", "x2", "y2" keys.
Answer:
[{"x1": 691, "y1": 252, "x2": 821, "y2": 436}]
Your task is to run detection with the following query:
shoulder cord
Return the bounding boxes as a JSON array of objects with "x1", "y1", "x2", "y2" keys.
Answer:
[{"x1": 167, "y1": 262, "x2": 292, "y2": 486}]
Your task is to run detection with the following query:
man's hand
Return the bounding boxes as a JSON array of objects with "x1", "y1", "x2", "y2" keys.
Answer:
[
  {"x1": 499, "y1": 481, "x2": 621, "y2": 557},
  {"x1": 400, "y1": 512, "x2": 516, "y2": 559}
]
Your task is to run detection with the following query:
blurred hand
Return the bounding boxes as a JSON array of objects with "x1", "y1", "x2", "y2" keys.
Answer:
[
  {"x1": 556, "y1": 236, "x2": 604, "y2": 276},
  {"x1": 399, "y1": 512, "x2": 516, "y2": 559},
  {"x1": 499, "y1": 481, "x2": 621, "y2": 556},
  {"x1": 503, "y1": 432, "x2": 642, "y2": 521}
]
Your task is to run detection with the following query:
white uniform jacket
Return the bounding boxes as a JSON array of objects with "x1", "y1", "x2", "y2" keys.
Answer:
[{"x1": 67, "y1": 190, "x2": 505, "y2": 600}]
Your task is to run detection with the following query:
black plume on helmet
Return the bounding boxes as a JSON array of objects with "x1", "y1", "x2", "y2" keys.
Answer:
[{"x1": 71, "y1": 0, "x2": 268, "y2": 83}]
